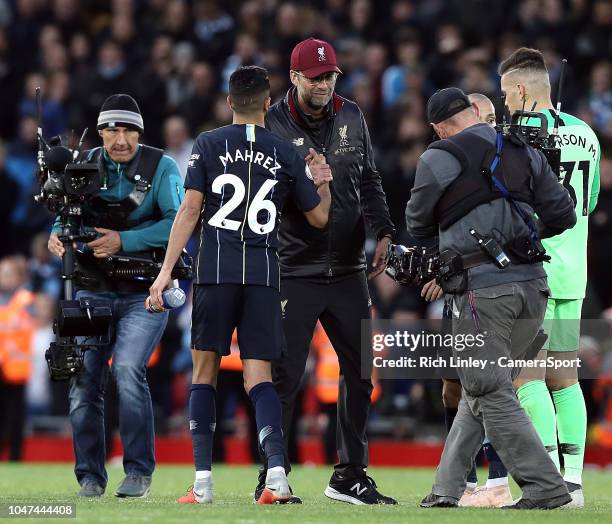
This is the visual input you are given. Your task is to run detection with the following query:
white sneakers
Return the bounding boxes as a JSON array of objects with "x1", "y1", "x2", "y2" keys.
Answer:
[
  {"x1": 256, "y1": 468, "x2": 291, "y2": 504},
  {"x1": 459, "y1": 484, "x2": 514, "y2": 508},
  {"x1": 193, "y1": 477, "x2": 214, "y2": 504},
  {"x1": 461, "y1": 483, "x2": 584, "y2": 510},
  {"x1": 177, "y1": 477, "x2": 213, "y2": 504},
  {"x1": 561, "y1": 486, "x2": 584, "y2": 509}
]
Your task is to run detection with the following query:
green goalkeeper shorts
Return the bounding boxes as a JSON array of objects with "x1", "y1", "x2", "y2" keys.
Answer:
[{"x1": 542, "y1": 298, "x2": 583, "y2": 352}]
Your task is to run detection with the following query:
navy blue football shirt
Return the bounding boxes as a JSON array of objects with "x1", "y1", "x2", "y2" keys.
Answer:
[{"x1": 184, "y1": 124, "x2": 321, "y2": 289}]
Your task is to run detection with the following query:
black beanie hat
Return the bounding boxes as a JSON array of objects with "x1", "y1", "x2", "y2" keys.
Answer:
[{"x1": 97, "y1": 94, "x2": 144, "y2": 134}]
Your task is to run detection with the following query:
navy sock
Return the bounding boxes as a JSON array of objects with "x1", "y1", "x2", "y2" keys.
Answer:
[
  {"x1": 189, "y1": 384, "x2": 216, "y2": 471},
  {"x1": 445, "y1": 406, "x2": 477, "y2": 483},
  {"x1": 483, "y1": 441, "x2": 507, "y2": 479},
  {"x1": 249, "y1": 382, "x2": 284, "y2": 469}
]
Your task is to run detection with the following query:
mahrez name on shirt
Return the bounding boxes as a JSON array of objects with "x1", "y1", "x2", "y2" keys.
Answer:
[{"x1": 219, "y1": 149, "x2": 282, "y2": 175}]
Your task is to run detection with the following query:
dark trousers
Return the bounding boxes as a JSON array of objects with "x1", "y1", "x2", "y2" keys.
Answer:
[
  {"x1": 272, "y1": 271, "x2": 373, "y2": 475},
  {"x1": 320, "y1": 402, "x2": 338, "y2": 464},
  {"x1": 0, "y1": 381, "x2": 26, "y2": 461}
]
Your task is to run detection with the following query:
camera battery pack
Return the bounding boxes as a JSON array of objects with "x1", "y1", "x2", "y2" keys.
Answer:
[{"x1": 57, "y1": 298, "x2": 113, "y2": 337}]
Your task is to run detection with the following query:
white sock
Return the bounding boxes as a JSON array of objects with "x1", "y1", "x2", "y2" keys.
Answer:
[
  {"x1": 268, "y1": 466, "x2": 285, "y2": 475},
  {"x1": 195, "y1": 470, "x2": 212, "y2": 481},
  {"x1": 466, "y1": 481, "x2": 477, "y2": 490},
  {"x1": 485, "y1": 477, "x2": 508, "y2": 488}
]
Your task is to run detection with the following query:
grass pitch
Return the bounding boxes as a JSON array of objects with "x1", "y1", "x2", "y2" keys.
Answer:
[{"x1": 0, "y1": 463, "x2": 610, "y2": 523}]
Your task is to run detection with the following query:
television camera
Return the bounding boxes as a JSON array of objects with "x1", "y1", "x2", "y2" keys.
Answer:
[
  {"x1": 33, "y1": 88, "x2": 191, "y2": 380},
  {"x1": 384, "y1": 60, "x2": 571, "y2": 289},
  {"x1": 497, "y1": 58, "x2": 569, "y2": 179},
  {"x1": 384, "y1": 244, "x2": 440, "y2": 287}
]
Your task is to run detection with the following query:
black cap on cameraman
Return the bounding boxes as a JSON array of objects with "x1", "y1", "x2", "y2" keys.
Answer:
[{"x1": 426, "y1": 87, "x2": 471, "y2": 124}]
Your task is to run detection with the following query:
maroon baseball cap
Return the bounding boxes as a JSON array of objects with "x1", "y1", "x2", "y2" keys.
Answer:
[{"x1": 290, "y1": 38, "x2": 342, "y2": 78}]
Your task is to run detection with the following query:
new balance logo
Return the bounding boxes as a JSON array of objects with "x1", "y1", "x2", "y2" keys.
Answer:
[
  {"x1": 188, "y1": 153, "x2": 201, "y2": 168},
  {"x1": 350, "y1": 483, "x2": 367, "y2": 496},
  {"x1": 190, "y1": 420, "x2": 215, "y2": 432}
]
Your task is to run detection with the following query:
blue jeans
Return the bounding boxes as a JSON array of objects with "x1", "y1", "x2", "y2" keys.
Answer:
[{"x1": 69, "y1": 291, "x2": 168, "y2": 487}]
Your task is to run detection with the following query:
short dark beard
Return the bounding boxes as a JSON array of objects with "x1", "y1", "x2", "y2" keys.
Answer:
[{"x1": 301, "y1": 93, "x2": 332, "y2": 119}]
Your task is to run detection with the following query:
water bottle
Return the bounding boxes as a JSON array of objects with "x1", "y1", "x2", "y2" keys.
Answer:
[{"x1": 146, "y1": 287, "x2": 186, "y2": 313}]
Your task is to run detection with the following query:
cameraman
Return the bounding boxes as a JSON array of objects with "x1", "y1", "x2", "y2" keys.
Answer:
[
  {"x1": 409, "y1": 88, "x2": 576, "y2": 509},
  {"x1": 47, "y1": 94, "x2": 184, "y2": 498}
]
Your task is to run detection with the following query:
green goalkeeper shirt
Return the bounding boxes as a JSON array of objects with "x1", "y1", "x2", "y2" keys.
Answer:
[{"x1": 539, "y1": 109, "x2": 600, "y2": 299}]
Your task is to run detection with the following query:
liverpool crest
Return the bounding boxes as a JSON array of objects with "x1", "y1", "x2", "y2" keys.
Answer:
[{"x1": 338, "y1": 125, "x2": 349, "y2": 146}]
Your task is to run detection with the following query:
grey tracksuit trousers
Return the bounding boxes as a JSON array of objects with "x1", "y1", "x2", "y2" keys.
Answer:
[{"x1": 432, "y1": 278, "x2": 569, "y2": 501}]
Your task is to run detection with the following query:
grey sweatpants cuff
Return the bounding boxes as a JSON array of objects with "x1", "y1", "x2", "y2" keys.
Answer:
[{"x1": 431, "y1": 483, "x2": 463, "y2": 501}]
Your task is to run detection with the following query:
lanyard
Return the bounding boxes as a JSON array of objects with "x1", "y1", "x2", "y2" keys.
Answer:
[{"x1": 488, "y1": 132, "x2": 539, "y2": 241}]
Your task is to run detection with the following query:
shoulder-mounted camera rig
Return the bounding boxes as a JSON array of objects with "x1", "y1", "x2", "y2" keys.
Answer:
[
  {"x1": 497, "y1": 58, "x2": 568, "y2": 180},
  {"x1": 498, "y1": 110, "x2": 561, "y2": 179}
]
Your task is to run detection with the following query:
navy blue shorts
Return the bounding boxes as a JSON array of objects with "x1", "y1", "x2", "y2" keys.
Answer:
[{"x1": 191, "y1": 284, "x2": 285, "y2": 360}]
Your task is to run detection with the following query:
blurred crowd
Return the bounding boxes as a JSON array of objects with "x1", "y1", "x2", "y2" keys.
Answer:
[{"x1": 1, "y1": 0, "x2": 612, "y2": 462}]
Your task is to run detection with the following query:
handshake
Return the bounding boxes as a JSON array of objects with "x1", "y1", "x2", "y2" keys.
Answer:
[{"x1": 305, "y1": 147, "x2": 333, "y2": 187}]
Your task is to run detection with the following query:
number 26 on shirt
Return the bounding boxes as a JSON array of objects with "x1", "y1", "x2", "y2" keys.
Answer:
[{"x1": 208, "y1": 173, "x2": 279, "y2": 235}]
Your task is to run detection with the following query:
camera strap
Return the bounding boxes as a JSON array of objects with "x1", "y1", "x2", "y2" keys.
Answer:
[
  {"x1": 488, "y1": 131, "x2": 539, "y2": 241},
  {"x1": 89, "y1": 146, "x2": 163, "y2": 226},
  {"x1": 123, "y1": 146, "x2": 164, "y2": 209}
]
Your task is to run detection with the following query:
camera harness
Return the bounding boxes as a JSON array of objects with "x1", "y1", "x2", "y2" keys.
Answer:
[
  {"x1": 385, "y1": 129, "x2": 550, "y2": 290},
  {"x1": 488, "y1": 130, "x2": 539, "y2": 242},
  {"x1": 437, "y1": 129, "x2": 548, "y2": 283},
  {"x1": 86, "y1": 145, "x2": 164, "y2": 230},
  {"x1": 69, "y1": 145, "x2": 192, "y2": 289}
]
